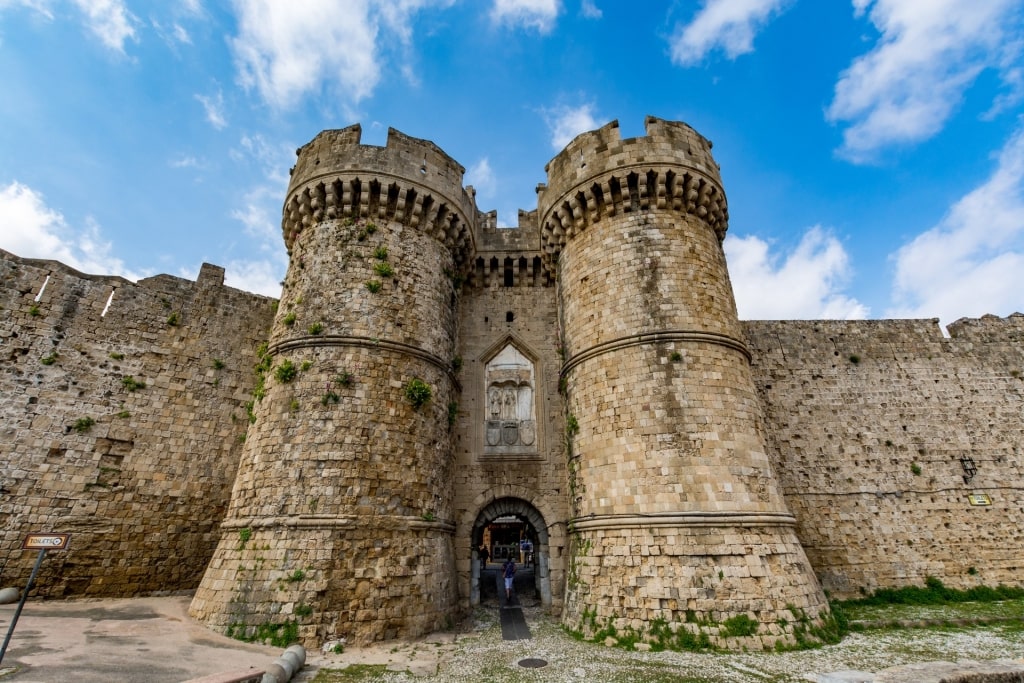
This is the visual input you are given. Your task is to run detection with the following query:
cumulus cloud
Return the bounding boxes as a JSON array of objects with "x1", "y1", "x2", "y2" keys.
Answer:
[
  {"x1": 543, "y1": 103, "x2": 601, "y2": 151},
  {"x1": 490, "y1": 0, "x2": 560, "y2": 33},
  {"x1": 0, "y1": 0, "x2": 54, "y2": 19},
  {"x1": 69, "y1": 0, "x2": 138, "y2": 52},
  {"x1": 195, "y1": 90, "x2": 227, "y2": 130},
  {"x1": 828, "y1": 0, "x2": 1024, "y2": 162},
  {"x1": 0, "y1": 181, "x2": 145, "y2": 280},
  {"x1": 669, "y1": 0, "x2": 791, "y2": 66},
  {"x1": 725, "y1": 227, "x2": 869, "y2": 319},
  {"x1": 229, "y1": 0, "x2": 452, "y2": 109},
  {"x1": 466, "y1": 158, "x2": 497, "y2": 199},
  {"x1": 887, "y1": 124, "x2": 1024, "y2": 324}
]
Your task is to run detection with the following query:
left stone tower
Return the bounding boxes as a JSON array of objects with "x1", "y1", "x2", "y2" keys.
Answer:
[{"x1": 190, "y1": 125, "x2": 475, "y2": 645}]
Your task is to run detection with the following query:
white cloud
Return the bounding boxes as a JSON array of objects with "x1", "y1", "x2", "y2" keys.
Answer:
[
  {"x1": 543, "y1": 103, "x2": 601, "y2": 151},
  {"x1": 466, "y1": 158, "x2": 497, "y2": 199},
  {"x1": 887, "y1": 124, "x2": 1024, "y2": 324},
  {"x1": 828, "y1": 0, "x2": 1024, "y2": 162},
  {"x1": 223, "y1": 257, "x2": 285, "y2": 297},
  {"x1": 171, "y1": 22, "x2": 190, "y2": 44},
  {"x1": 229, "y1": 1, "x2": 452, "y2": 109},
  {"x1": 490, "y1": 0, "x2": 560, "y2": 33},
  {"x1": 580, "y1": 0, "x2": 601, "y2": 19},
  {"x1": 0, "y1": 0, "x2": 54, "y2": 19},
  {"x1": 725, "y1": 227, "x2": 869, "y2": 319},
  {"x1": 195, "y1": 90, "x2": 227, "y2": 130},
  {"x1": 669, "y1": 0, "x2": 791, "y2": 66},
  {"x1": 169, "y1": 155, "x2": 201, "y2": 169},
  {"x1": 0, "y1": 181, "x2": 145, "y2": 280},
  {"x1": 69, "y1": 0, "x2": 138, "y2": 52}
]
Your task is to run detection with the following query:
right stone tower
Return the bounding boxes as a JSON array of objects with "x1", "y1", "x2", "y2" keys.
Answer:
[{"x1": 539, "y1": 117, "x2": 833, "y2": 648}]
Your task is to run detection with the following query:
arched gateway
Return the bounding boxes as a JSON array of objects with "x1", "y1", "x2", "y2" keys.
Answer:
[{"x1": 468, "y1": 497, "x2": 552, "y2": 608}]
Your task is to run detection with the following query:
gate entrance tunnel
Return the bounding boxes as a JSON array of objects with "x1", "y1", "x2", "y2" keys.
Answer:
[{"x1": 469, "y1": 497, "x2": 551, "y2": 607}]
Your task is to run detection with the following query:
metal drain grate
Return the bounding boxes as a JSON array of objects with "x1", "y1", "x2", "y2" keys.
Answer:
[{"x1": 518, "y1": 658, "x2": 548, "y2": 669}]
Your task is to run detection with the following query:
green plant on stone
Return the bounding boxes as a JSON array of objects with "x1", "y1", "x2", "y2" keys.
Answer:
[
  {"x1": 212, "y1": 358, "x2": 225, "y2": 370},
  {"x1": 74, "y1": 416, "x2": 95, "y2": 432},
  {"x1": 911, "y1": 462, "x2": 922, "y2": 475},
  {"x1": 365, "y1": 222, "x2": 377, "y2": 234},
  {"x1": 282, "y1": 312, "x2": 296, "y2": 327},
  {"x1": 275, "y1": 359, "x2": 298, "y2": 383},
  {"x1": 301, "y1": 360, "x2": 313, "y2": 371},
  {"x1": 285, "y1": 569, "x2": 306, "y2": 583},
  {"x1": 404, "y1": 377, "x2": 432, "y2": 409},
  {"x1": 122, "y1": 375, "x2": 146, "y2": 391},
  {"x1": 335, "y1": 371, "x2": 354, "y2": 388},
  {"x1": 451, "y1": 356, "x2": 462, "y2": 373},
  {"x1": 29, "y1": 303, "x2": 41, "y2": 316},
  {"x1": 294, "y1": 603, "x2": 313, "y2": 618},
  {"x1": 321, "y1": 391, "x2": 339, "y2": 406},
  {"x1": 307, "y1": 322, "x2": 323, "y2": 335},
  {"x1": 849, "y1": 354, "x2": 861, "y2": 364},
  {"x1": 289, "y1": 398, "x2": 300, "y2": 413},
  {"x1": 109, "y1": 352, "x2": 125, "y2": 360},
  {"x1": 670, "y1": 351, "x2": 682, "y2": 362},
  {"x1": 373, "y1": 261, "x2": 394, "y2": 278},
  {"x1": 721, "y1": 613, "x2": 759, "y2": 638},
  {"x1": 41, "y1": 353, "x2": 58, "y2": 365},
  {"x1": 448, "y1": 401, "x2": 459, "y2": 428},
  {"x1": 365, "y1": 280, "x2": 382, "y2": 293},
  {"x1": 373, "y1": 245, "x2": 388, "y2": 260},
  {"x1": 167, "y1": 311, "x2": 180, "y2": 326},
  {"x1": 238, "y1": 527, "x2": 252, "y2": 549},
  {"x1": 566, "y1": 414, "x2": 579, "y2": 437}
]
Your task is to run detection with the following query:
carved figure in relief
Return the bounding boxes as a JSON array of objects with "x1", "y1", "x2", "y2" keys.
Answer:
[
  {"x1": 502, "y1": 388, "x2": 517, "y2": 420},
  {"x1": 488, "y1": 387, "x2": 501, "y2": 419}
]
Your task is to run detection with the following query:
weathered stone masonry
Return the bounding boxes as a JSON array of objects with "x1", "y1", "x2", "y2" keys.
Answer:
[{"x1": 2, "y1": 116, "x2": 1023, "y2": 651}]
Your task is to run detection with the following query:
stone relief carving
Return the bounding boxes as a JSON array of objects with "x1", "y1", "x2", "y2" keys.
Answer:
[{"x1": 484, "y1": 344, "x2": 536, "y2": 452}]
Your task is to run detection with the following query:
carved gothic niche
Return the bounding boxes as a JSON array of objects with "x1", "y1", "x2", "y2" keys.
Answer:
[{"x1": 483, "y1": 341, "x2": 538, "y2": 456}]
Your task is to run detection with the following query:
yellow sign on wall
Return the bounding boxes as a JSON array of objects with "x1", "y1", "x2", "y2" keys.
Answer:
[{"x1": 968, "y1": 493, "x2": 992, "y2": 506}]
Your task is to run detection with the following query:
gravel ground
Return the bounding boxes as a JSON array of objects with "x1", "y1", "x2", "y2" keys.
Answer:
[{"x1": 307, "y1": 600, "x2": 1024, "y2": 683}]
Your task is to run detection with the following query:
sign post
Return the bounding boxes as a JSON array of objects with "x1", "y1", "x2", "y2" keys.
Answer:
[{"x1": 0, "y1": 534, "x2": 71, "y2": 666}]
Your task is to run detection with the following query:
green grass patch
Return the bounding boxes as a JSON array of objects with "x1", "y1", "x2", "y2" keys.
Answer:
[{"x1": 310, "y1": 664, "x2": 390, "y2": 682}]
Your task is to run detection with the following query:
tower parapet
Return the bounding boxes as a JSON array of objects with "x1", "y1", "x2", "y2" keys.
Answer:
[{"x1": 546, "y1": 116, "x2": 833, "y2": 649}]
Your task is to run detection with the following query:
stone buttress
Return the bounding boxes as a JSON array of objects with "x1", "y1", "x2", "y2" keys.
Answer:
[
  {"x1": 539, "y1": 117, "x2": 833, "y2": 648},
  {"x1": 190, "y1": 125, "x2": 474, "y2": 645}
]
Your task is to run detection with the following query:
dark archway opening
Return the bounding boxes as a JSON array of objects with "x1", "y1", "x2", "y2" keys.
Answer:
[{"x1": 469, "y1": 497, "x2": 551, "y2": 608}]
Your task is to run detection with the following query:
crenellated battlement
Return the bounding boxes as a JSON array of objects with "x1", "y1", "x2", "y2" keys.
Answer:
[
  {"x1": 537, "y1": 117, "x2": 728, "y2": 270},
  {"x1": 282, "y1": 125, "x2": 478, "y2": 267}
]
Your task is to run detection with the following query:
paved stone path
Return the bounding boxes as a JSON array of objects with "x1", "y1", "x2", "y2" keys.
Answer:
[{"x1": 490, "y1": 566, "x2": 531, "y2": 641}]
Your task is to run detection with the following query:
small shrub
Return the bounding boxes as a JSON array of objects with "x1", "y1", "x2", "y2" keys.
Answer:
[
  {"x1": 285, "y1": 569, "x2": 306, "y2": 583},
  {"x1": 307, "y1": 322, "x2": 323, "y2": 335},
  {"x1": 122, "y1": 376, "x2": 146, "y2": 391},
  {"x1": 967, "y1": 566, "x2": 978, "y2": 575},
  {"x1": 275, "y1": 360, "x2": 298, "y2": 383},
  {"x1": 321, "y1": 391, "x2": 340, "y2": 405},
  {"x1": 365, "y1": 280, "x2": 382, "y2": 293},
  {"x1": 74, "y1": 416, "x2": 95, "y2": 432},
  {"x1": 373, "y1": 262, "x2": 394, "y2": 278},
  {"x1": 332, "y1": 643, "x2": 344, "y2": 654},
  {"x1": 373, "y1": 246, "x2": 388, "y2": 260},
  {"x1": 167, "y1": 312, "x2": 180, "y2": 326},
  {"x1": 282, "y1": 312, "x2": 297, "y2": 327},
  {"x1": 451, "y1": 356, "x2": 462, "y2": 372},
  {"x1": 289, "y1": 398, "x2": 300, "y2": 413},
  {"x1": 404, "y1": 378, "x2": 432, "y2": 408},
  {"x1": 670, "y1": 351, "x2": 682, "y2": 362},
  {"x1": 448, "y1": 401, "x2": 459, "y2": 428},
  {"x1": 722, "y1": 613, "x2": 759, "y2": 638},
  {"x1": 300, "y1": 360, "x2": 313, "y2": 371},
  {"x1": 40, "y1": 353, "x2": 58, "y2": 365},
  {"x1": 238, "y1": 527, "x2": 252, "y2": 548},
  {"x1": 212, "y1": 358, "x2": 225, "y2": 370},
  {"x1": 848, "y1": 354, "x2": 860, "y2": 364},
  {"x1": 566, "y1": 414, "x2": 579, "y2": 436},
  {"x1": 336, "y1": 371, "x2": 354, "y2": 388},
  {"x1": 365, "y1": 222, "x2": 377, "y2": 234},
  {"x1": 294, "y1": 603, "x2": 313, "y2": 618},
  {"x1": 29, "y1": 303, "x2": 41, "y2": 316},
  {"x1": 109, "y1": 352, "x2": 125, "y2": 360},
  {"x1": 116, "y1": 409, "x2": 130, "y2": 419},
  {"x1": 910, "y1": 462, "x2": 922, "y2": 475}
]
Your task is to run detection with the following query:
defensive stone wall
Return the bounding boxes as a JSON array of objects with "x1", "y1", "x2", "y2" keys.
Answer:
[
  {"x1": 0, "y1": 250, "x2": 273, "y2": 596},
  {"x1": 745, "y1": 315, "x2": 1024, "y2": 598}
]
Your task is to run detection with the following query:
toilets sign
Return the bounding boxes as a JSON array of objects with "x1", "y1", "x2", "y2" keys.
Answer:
[{"x1": 23, "y1": 533, "x2": 71, "y2": 550}]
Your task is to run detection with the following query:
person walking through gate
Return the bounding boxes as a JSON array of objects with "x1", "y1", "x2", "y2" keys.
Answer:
[
  {"x1": 479, "y1": 544, "x2": 489, "y2": 571},
  {"x1": 502, "y1": 557, "x2": 516, "y2": 602}
]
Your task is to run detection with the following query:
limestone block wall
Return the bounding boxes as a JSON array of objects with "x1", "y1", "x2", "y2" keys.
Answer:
[
  {"x1": 746, "y1": 316, "x2": 1024, "y2": 598},
  {"x1": 538, "y1": 117, "x2": 829, "y2": 649},
  {"x1": 454, "y1": 220, "x2": 568, "y2": 609},
  {"x1": 0, "y1": 250, "x2": 274, "y2": 596},
  {"x1": 191, "y1": 125, "x2": 472, "y2": 646}
]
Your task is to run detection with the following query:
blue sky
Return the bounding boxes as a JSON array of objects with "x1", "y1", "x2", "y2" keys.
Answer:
[{"x1": 1, "y1": 0, "x2": 1022, "y2": 327}]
